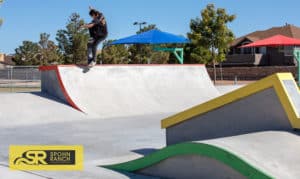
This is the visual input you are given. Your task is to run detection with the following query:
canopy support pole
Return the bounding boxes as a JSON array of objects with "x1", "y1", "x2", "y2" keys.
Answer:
[
  {"x1": 153, "y1": 47, "x2": 184, "y2": 64},
  {"x1": 293, "y1": 49, "x2": 300, "y2": 86}
]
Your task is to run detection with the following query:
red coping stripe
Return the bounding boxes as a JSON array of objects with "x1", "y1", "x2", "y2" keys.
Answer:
[{"x1": 39, "y1": 65, "x2": 83, "y2": 112}]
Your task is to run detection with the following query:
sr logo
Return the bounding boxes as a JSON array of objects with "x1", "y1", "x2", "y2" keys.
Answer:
[{"x1": 14, "y1": 150, "x2": 48, "y2": 165}]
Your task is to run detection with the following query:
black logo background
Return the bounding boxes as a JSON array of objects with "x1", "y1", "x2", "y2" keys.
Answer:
[{"x1": 46, "y1": 150, "x2": 75, "y2": 165}]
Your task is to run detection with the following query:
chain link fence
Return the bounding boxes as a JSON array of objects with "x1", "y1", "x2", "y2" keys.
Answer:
[
  {"x1": 1, "y1": 65, "x2": 296, "y2": 92},
  {"x1": 0, "y1": 66, "x2": 41, "y2": 92}
]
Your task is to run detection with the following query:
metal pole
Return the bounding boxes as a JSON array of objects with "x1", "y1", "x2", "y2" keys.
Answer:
[
  {"x1": 294, "y1": 50, "x2": 300, "y2": 86},
  {"x1": 234, "y1": 76, "x2": 237, "y2": 85},
  {"x1": 26, "y1": 68, "x2": 28, "y2": 87},
  {"x1": 220, "y1": 62, "x2": 223, "y2": 81},
  {"x1": 10, "y1": 66, "x2": 13, "y2": 92},
  {"x1": 298, "y1": 54, "x2": 300, "y2": 86}
]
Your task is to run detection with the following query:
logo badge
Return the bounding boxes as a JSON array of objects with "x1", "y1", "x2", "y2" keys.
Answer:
[{"x1": 9, "y1": 145, "x2": 83, "y2": 170}]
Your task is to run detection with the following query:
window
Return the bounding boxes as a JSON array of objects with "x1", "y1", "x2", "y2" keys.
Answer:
[{"x1": 241, "y1": 41, "x2": 253, "y2": 54}]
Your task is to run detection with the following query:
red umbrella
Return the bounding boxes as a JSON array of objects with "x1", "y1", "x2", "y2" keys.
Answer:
[
  {"x1": 240, "y1": 34, "x2": 300, "y2": 48},
  {"x1": 239, "y1": 34, "x2": 300, "y2": 86}
]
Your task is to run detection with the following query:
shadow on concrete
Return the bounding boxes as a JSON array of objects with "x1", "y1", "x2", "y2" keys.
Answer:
[
  {"x1": 290, "y1": 129, "x2": 300, "y2": 136},
  {"x1": 131, "y1": 148, "x2": 159, "y2": 156},
  {"x1": 27, "y1": 92, "x2": 69, "y2": 107},
  {"x1": 116, "y1": 171, "x2": 160, "y2": 179},
  {"x1": 101, "y1": 169, "x2": 160, "y2": 179},
  {"x1": 76, "y1": 65, "x2": 91, "y2": 73},
  {"x1": 99, "y1": 148, "x2": 161, "y2": 179}
]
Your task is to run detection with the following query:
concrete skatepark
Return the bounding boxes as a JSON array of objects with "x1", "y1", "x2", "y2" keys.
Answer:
[
  {"x1": 0, "y1": 65, "x2": 300, "y2": 178},
  {"x1": 39, "y1": 65, "x2": 219, "y2": 118}
]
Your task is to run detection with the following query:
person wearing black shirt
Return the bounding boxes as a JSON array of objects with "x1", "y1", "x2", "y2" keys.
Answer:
[{"x1": 82, "y1": 7, "x2": 108, "y2": 66}]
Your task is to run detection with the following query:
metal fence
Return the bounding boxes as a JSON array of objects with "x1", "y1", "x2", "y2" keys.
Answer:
[{"x1": 0, "y1": 66, "x2": 41, "y2": 92}]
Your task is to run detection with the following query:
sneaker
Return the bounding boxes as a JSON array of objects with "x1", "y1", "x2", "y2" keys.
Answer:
[{"x1": 88, "y1": 61, "x2": 96, "y2": 67}]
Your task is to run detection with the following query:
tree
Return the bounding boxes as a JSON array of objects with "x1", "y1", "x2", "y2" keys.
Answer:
[
  {"x1": 187, "y1": 4, "x2": 236, "y2": 82},
  {"x1": 0, "y1": 0, "x2": 3, "y2": 26},
  {"x1": 13, "y1": 33, "x2": 61, "y2": 65},
  {"x1": 100, "y1": 40, "x2": 130, "y2": 64},
  {"x1": 38, "y1": 33, "x2": 61, "y2": 65},
  {"x1": 14, "y1": 41, "x2": 40, "y2": 65},
  {"x1": 56, "y1": 13, "x2": 89, "y2": 64},
  {"x1": 136, "y1": 24, "x2": 157, "y2": 34},
  {"x1": 150, "y1": 51, "x2": 170, "y2": 64},
  {"x1": 129, "y1": 24, "x2": 169, "y2": 64}
]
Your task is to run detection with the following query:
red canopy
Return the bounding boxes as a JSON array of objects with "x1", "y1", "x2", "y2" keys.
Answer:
[{"x1": 240, "y1": 35, "x2": 300, "y2": 48}]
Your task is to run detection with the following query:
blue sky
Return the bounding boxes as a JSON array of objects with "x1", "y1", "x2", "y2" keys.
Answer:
[{"x1": 0, "y1": 0, "x2": 299, "y2": 54}]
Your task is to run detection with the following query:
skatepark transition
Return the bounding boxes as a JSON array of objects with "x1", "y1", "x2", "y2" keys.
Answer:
[{"x1": 37, "y1": 65, "x2": 300, "y2": 179}]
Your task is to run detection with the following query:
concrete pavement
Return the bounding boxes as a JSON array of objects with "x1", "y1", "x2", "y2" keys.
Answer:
[{"x1": 1, "y1": 65, "x2": 300, "y2": 178}]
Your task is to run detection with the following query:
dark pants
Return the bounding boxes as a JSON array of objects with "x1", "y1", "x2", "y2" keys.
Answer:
[{"x1": 87, "y1": 36, "x2": 106, "y2": 63}]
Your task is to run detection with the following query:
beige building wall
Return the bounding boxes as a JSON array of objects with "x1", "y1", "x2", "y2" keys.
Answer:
[{"x1": 0, "y1": 53, "x2": 4, "y2": 62}]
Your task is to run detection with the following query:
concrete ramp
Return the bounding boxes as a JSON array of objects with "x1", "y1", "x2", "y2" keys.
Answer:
[
  {"x1": 0, "y1": 92, "x2": 86, "y2": 127},
  {"x1": 39, "y1": 65, "x2": 219, "y2": 118},
  {"x1": 162, "y1": 73, "x2": 300, "y2": 145},
  {"x1": 101, "y1": 73, "x2": 299, "y2": 178},
  {"x1": 104, "y1": 131, "x2": 300, "y2": 179}
]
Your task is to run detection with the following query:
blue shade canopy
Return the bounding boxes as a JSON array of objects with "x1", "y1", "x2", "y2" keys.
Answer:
[{"x1": 111, "y1": 29, "x2": 190, "y2": 45}]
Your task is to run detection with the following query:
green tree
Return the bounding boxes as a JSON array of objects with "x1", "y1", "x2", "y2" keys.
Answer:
[
  {"x1": 136, "y1": 24, "x2": 157, "y2": 34},
  {"x1": 56, "y1": 13, "x2": 89, "y2": 64},
  {"x1": 13, "y1": 33, "x2": 61, "y2": 65},
  {"x1": 0, "y1": 0, "x2": 3, "y2": 26},
  {"x1": 150, "y1": 51, "x2": 170, "y2": 64},
  {"x1": 129, "y1": 24, "x2": 169, "y2": 64},
  {"x1": 187, "y1": 4, "x2": 235, "y2": 82},
  {"x1": 14, "y1": 41, "x2": 40, "y2": 65},
  {"x1": 100, "y1": 40, "x2": 130, "y2": 64},
  {"x1": 128, "y1": 43, "x2": 151, "y2": 64},
  {"x1": 38, "y1": 33, "x2": 61, "y2": 65}
]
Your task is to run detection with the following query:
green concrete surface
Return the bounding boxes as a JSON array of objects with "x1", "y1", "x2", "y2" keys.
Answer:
[{"x1": 103, "y1": 142, "x2": 273, "y2": 179}]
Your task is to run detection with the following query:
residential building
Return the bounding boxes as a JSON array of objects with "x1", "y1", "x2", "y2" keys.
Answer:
[
  {"x1": 0, "y1": 53, "x2": 15, "y2": 67},
  {"x1": 224, "y1": 24, "x2": 300, "y2": 66}
]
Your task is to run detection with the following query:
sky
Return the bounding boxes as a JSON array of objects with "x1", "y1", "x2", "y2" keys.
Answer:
[{"x1": 0, "y1": 0, "x2": 300, "y2": 54}]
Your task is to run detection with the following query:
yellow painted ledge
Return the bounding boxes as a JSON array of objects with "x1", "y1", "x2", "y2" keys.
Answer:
[{"x1": 161, "y1": 73, "x2": 300, "y2": 129}]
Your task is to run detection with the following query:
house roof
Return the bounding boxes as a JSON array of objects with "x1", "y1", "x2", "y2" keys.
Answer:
[{"x1": 231, "y1": 24, "x2": 300, "y2": 47}]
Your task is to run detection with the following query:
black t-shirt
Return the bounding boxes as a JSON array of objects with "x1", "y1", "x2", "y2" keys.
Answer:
[{"x1": 89, "y1": 13, "x2": 108, "y2": 39}]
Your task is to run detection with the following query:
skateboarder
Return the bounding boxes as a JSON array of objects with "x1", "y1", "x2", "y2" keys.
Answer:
[{"x1": 81, "y1": 7, "x2": 108, "y2": 67}]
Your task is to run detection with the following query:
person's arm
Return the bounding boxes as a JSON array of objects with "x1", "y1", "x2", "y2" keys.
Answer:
[
  {"x1": 84, "y1": 16, "x2": 103, "y2": 29},
  {"x1": 99, "y1": 15, "x2": 106, "y2": 25},
  {"x1": 82, "y1": 23, "x2": 95, "y2": 29}
]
